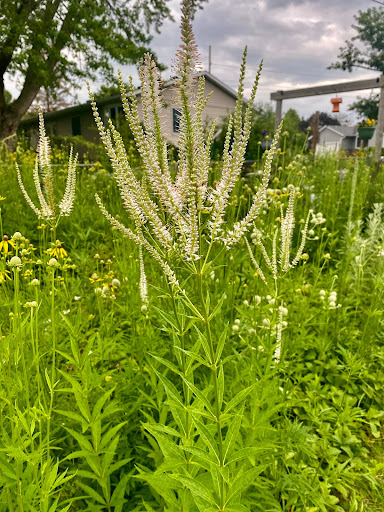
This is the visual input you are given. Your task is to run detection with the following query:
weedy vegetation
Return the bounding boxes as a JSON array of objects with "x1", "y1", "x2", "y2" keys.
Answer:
[{"x1": 0, "y1": 1, "x2": 384, "y2": 510}]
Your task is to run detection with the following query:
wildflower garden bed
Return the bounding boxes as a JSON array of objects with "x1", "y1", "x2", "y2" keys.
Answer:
[{"x1": 0, "y1": 2, "x2": 384, "y2": 510}]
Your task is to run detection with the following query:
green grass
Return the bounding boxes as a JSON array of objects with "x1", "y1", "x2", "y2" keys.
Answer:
[{"x1": 0, "y1": 143, "x2": 383, "y2": 511}]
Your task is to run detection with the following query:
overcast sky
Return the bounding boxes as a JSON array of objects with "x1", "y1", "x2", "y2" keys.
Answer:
[
  {"x1": 132, "y1": 0, "x2": 378, "y2": 122},
  {"x1": 6, "y1": 0, "x2": 378, "y2": 122},
  {"x1": 142, "y1": 0, "x2": 377, "y2": 122}
]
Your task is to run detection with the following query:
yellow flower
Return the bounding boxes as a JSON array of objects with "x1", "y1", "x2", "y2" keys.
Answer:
[
  {"x1": 46, "y1": 240, "x2": 68, "y2": 259},
  {"x1": 0, "y1": 269, "x2": 11, "y2": 283},
  {"x1": 0, "y1": 235, "x2": 16, "y2": 256}
]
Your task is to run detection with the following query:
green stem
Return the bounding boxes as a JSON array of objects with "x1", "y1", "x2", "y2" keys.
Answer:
[
  {"x1": 197, "y1": 271, "x2": 225, "y2": 509},
  {"x1": 169, "y1": 284, "x2": 191, "y2": 440},
  {"x1": 47, "y1": 268, "x2": 56, "y2": 459}
]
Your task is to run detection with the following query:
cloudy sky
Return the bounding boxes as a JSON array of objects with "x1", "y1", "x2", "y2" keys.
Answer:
[
  {"x1": 119, "y1": 0, "x2": 378, "y2": 122},
  {"x1": 6, "y1": 0, "x2": 379, "y2": 122}
]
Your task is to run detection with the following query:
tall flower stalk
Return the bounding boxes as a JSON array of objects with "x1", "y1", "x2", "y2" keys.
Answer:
[
  {"x1": 91, "y1": 1, "x2": 290, "y2": 509},
  {"x1": 16, "y1": 109, "x2": 77, "y2": 241}
]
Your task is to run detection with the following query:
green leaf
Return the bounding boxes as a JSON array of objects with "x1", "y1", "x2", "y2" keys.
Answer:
[
  {"x1": 150, "y1": 354, "x2": 181, "y2": 375},
  {"x1": 182, "y1": 445, "x2": 219, "y2": 468},
  {"x1": 137, "y1": 472, "x2": 179, "y2": 508},
  {"x1": 215, "y1": 325, "x2": 229, "y2": 363},
  {"x1": 208, "y1": 292, "x2": 227, "y2": 321},
  {"x1": 170, "y1": 474, "x2": 216, "y2": 505},
  {"x1": 193, "y1": 417, "x2": 220, "y2": 462},
  {"x1": 59, "y1": 371, "x2": 91, "y2": 422},
  {"x1": 65, "y1": 427, "x2": 94, "y2": 453},
  {"x1": 106, "y1": 458, "x2": 132, "y2": 476},
  {"x1": 175, "y1": 347, "x2": 209, "y2": 368},
  {"x1": 91, "y1": 388, "x2": 115, "y2": 422},
  {"x1": 56, "y1": 410, "x2": 89, "y2": 432},
  {"x1": 223, "y1": 409, "x2": 243, "y2": 462},
  {"x1": 193, "y1": 325, "x2": 213, "y2": 364},
  {"x1": 218, "y1": 365, "x2": 224, "y2": 410},
  {"x1": 102, "y1": 434, "x2": 120, "y2": 473},
  {"x1": 156, "y1": 372, "x2": 184, "y2": 409},
  {"x1": 143, "y1": 422, "x2": 182, "y2": 438},
  {"x1": 110, "y1": 473, "x2": 130, "y2": 511},
  {"x1": 181, "y1": 377, "x2": 216, "y2": 417},
  {"x1": 223, "y1": 385, "x2": 255, "y2": 415},
  {"x1": 77, "y1": 483, "x2": 106, "y2": 505},
  {"x1": 99, "y1": 422, "x2": 127, "y2": 452},
  {"x1": 226, "y1": 465, "x2": 269, "y2": 504},
  {"x1": 226, "y1": 445, "x2": 274, "y2": 465},
  {"x1": 153, "y1": 307, "x2": 179, "y2": 332}
]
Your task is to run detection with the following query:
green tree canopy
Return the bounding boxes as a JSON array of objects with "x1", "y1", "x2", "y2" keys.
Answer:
[
  {"x1": 0, "y1": 0, "x2": 207, "y2": 139},
  {"x1": 329, "y1": 6, "x2": 384, "y2": 73},
  {"x1": 329, "y1": 6, "x2": 384, "y2": 121},
  {"x1": 349, "y1": 93, "x2": 379, "y2": 120}
]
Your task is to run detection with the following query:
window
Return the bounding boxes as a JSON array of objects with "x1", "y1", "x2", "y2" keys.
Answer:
[
  {"x1": 173, "y1": 108, "x2": 182, "y2": 133},
  {"x1": 71, "y1": 116, "x2": 81, "y2": 136}
]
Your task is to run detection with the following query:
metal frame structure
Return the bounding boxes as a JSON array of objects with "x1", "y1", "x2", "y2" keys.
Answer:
[{"x1": 271, "y1": 75, "x2": 384, "y2": 165}]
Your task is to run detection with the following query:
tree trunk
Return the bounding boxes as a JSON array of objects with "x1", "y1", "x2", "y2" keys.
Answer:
[
  {"x1": 0, "y1": 104, "x2": 25, "y2": 141},
  {"x1": 0, "y1": 77, "x2": 41, "y2": 141}
]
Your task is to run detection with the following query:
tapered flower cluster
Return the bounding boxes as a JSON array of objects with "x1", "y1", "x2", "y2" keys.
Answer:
[
  {"x1": 16, "y1": 108, "x2": 77, "y2": 225},
  {"x1": 248, "y1": 185, "x2": 311, "y2": 282},
  {"x1": 92, "y1": 0, "x2": 282, "y2": 287}
]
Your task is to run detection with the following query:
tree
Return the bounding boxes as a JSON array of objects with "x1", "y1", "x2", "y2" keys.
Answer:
[
  {"x1": 0, "y1": 0, "x2": 207, "y2": 140},
  {"x1": 28, "y1": 82, "x2": 75, "y2": 113},
  {"x1": 349, "y1": 93, "x2": 379, "y2": 120},
  {"x1": 329, "y1": 6, "x2": 384, "y2": 119},
  {"x1": 329, "y1": 6, "x2": 384, "y2": 73},
  {"x1": 299, "y1": 112, "x2": 340, "y2": 132},
  {"x1": 282, "y1": 108, "x2": 301, "y2": 134}
]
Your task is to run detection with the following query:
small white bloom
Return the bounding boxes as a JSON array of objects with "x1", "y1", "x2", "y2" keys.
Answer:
[
  {"x1": 9, "y1": 256, "x2": 22, "y2": 267},
  {"x1": 47, "y1": 258, "x2": 59, "y2": 268}
]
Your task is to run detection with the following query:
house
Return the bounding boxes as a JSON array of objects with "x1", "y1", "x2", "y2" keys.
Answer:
[
  {"x1": 310, "y1": 125, "x2": 384, "y2": 154},
  {"x1": 19, "y1": 72, "x2": 237, "y2": 148},
  {"x1": 312, "y1": 125, "x2": 358, "y2": 154}
]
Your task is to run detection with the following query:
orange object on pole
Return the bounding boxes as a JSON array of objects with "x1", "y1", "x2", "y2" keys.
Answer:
[{"x1": 331, "y1": 97, "x2": 342, "y2": 112}]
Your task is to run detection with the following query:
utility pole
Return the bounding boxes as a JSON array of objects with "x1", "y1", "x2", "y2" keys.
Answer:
[
  {"x1": 312, "y1": 111, "x2": 320, "y2": 155},
  {"x1": 208, "y1": 45, "x2": 212, "y2": 74}
]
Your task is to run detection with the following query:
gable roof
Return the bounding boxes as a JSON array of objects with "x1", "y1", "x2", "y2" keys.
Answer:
[
  {"x1": 308, "y1": 124, "x2": 358, "y2": 140},
  {"x1": 20, "y1": 71, "x2": 238, "y2": 128}
]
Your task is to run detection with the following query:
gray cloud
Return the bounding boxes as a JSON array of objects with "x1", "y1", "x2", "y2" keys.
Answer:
[
  {"x1": 146, "y1": 0, "x2": 376, "y2": 119},
  {"x1": 6, "y1": 0, "x2": 375, "y2": 122}
]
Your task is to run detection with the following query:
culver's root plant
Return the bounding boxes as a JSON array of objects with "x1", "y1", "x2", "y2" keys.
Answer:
[
  {"x1": 16, "y1": 108, "x2": 78, "y2": 241},
  {"x1": 90, "y1": 1, "x2": 308, "y2": 509}
]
